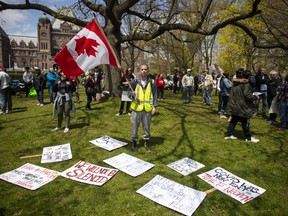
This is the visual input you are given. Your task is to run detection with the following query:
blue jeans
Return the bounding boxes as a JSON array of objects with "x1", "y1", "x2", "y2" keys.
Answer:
[
  {"x1": 0, "y1": 87, "x2": 12, "y2": 113},
  {"x1": 48, "y1": 87, "x2": 55, "y2": 103},
  {"x1": 37, "y1": 89, "x2": 44, "y2": 104},
  {"x1": 255, "y1": 91, "x2": 267, "y2": 114},
  {"x1": 203, "y1": 89, "x2": 212, "y2": 105},
  {"x1": 182, "y1": 86, "x2": 193, "y2": 103},
  {"x1": 278, "y1": 98, "x2": 288, "y2": 129}
]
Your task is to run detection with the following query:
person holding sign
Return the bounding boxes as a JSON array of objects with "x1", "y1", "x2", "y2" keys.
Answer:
[{"x1": 128, "y1": 64, "x2": 158, "y2": 152}]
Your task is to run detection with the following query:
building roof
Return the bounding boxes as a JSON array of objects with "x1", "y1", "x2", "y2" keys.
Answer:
[
  {"x1": 51, "y1": 8, "x2": 80, "y2": 31},
  {"x1": 0, "y1": 26, "x2": 8, "y2": 38},
  {"x1": 9, "y1": 35, "x2": 38, "y2": 46}
]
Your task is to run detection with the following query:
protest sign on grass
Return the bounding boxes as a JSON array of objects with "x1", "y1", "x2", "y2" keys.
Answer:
[
  {"x1": 89, "y1": 136, "x2": 128, "y2": 151},
  {"x1": 61, "y1": 160, "x2": 118, "y2": 186},
  {"x1": 137, "y1": 175, "x2": 206, "y2": 216},
  {"x1": 0, "y1": 163, "x2": 59, "y2": 190},
  {"x1": 198, "y1": 167, "x2": 266, "y2": 204},
  {"x1": 103, "y1": 153, "x2": 154, "y2": 177},
  {"x1": 167, "y1": 157, "x2": 205, "y2": 176},
  {"x1": 41, "y1": 143, "x2": 72, "y2": 163}
]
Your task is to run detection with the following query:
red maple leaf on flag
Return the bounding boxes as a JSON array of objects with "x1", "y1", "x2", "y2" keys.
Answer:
[{"x1": 75, "y1": 36, "x2": 100, "y2": 57}]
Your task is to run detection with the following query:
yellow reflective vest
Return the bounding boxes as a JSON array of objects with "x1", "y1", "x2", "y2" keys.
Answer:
[{"x1": 131, "y1": 80, "x2": 154, "y2": 112}]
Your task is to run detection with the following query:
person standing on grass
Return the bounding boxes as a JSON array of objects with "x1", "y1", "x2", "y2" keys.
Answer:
[
  {"x1": 84, "y1": 71, "x2": 96, "y2": 111},
  {"x1": 267, "y1": 70, "x2": 282, "y2": 124},
  {"x1": 23, "y1": 66, "x2": 33, "y2": 98},
  {"x1": 52, "y1": 72, "x2": 76, "y2": 133},
  {"x1": 0, "y1": 66, "x2": 12, "y2": 114},
  {"x1": 181, "y1": 69, "x2": 194, "y2": 104},
  {"x1": 116, "y1": 67, "x2": 134, "y2": 116},
  {"x1": 33, "y1": 68, "x2": 46, "y2": 106},
  {"x1": 47, "y1": 67, "x2": 60, "y2": 104},
  {"x1": 276, "y1": 74, "x2": 288, "y2": 131},
  {"x1": 224, "y1": 68, "x2": 260, "y2": 143},
  {"x1": 155, "y1": 73, "x2": 165, "y2": 100},
  {"x1": 202, "y1": 70, "x2": 214, "y2": 107},
  {"x1": 128, "y1": 64, "x2": 158, "y2": 152}
]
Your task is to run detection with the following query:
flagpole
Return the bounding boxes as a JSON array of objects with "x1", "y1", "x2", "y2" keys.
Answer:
[{"x1": 92, "y1": 14, "x2": 134, "y2": 92}]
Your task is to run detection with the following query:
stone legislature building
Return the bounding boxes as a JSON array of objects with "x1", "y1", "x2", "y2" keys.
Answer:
[{"x1": 0, "y1": 11, "x2": 80, "y2": 71}]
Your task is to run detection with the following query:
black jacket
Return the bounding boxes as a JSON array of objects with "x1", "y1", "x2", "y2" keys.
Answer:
[{"x1": 225, "y1": 78, "x2": 258, "y2": 118}]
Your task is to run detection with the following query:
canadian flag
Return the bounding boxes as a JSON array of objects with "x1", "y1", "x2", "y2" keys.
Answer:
[{"x1": 54, "y1": 19, "x2": 119, "y2": 79}]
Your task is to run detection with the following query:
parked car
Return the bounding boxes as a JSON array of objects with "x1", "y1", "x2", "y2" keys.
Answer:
[{"x1": 11, "y1": 80, "x2": 25, "y2": 95}]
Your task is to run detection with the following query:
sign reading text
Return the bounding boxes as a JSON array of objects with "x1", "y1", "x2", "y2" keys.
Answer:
[
  {"x1": 198, "y1": 167, "x2": 266, "y2": 204},
  {"x1": 0, "y1": 163, "x2": 59, "y2": 190},
  {"x1": 103, "y1": 153, "x2": 154, "y2": 177},
  {"x1": 41, "y1": 143, "x2": 72, "y2": 163},
  {"x1": 167, "y1": 157, "x2": 205, "y2": 176},
  {"x1": 137, "y1": 175, "x2": 206, "y2": 216},
  {"x1": 89, "y1": 136, "x2": 128, "y2": 151},
  {"x1": 61, "y1": 161, "x2": 118, "y2": 186}
]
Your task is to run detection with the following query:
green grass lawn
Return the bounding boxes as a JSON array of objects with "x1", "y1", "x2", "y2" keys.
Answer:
[{"x1": 0, "y1": 88, "x2": 287, "y2": 216}]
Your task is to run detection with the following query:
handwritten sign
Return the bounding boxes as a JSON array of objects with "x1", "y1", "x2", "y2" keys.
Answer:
[
  {"x1": 41, "y1": 143, "x2": 72, "y2": 163},
  {"x1": 89, "y1": 136, "x2": 128, "y2": 151},
  {"x1": 0, "y1": 163, "x2": 59, "y2": 190},
  {"x1": 121, "y1": 90, "x2": 132, "y2": 102},
  {"x1": 167, "y1": 157, "x2": 205, "y2": 176},
  {"x1": 198, "y1": 167, "x2": 266, "y2": 204},
  {"x1": 137, "y1": 175, "x2": 206, "y2": 216},
  {"x1": 103, "y1": 153, "x2": 154, "y2": 177},
  {"x1": 61, "y1": 161, "x2": 118, "y2": 186}
]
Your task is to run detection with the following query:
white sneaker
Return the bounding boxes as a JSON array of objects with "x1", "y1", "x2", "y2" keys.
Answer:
[
  {"x1": 246, "y1": 137, "x2": 259, "y2": 143},
  {"x1": 52, "y1": 127, "x2": 60, "y2": 132},
  {"x1": 40, "y1": 104, "x2": 44, "y2": 106},
  {"x1": 116, "y1": 113, "x2": 121, "y2": 116},
  {"x1": 220, "y1": 115, "x2": 227, "y2": 119},
  {"x1": 224, "y1": 135, "x2": 237, "y2": 140},
  {"x1": 64, "y1": 128, "x2": 69, "y2": 133},
  {"x1": 37, "y1": 103, "x2": 40, "y2": 106}
]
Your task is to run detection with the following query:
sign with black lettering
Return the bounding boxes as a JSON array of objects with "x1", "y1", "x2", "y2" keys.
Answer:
[
  {"x1": 137, "y1": 175, "x2": 206, "y2": 216},
  {"x1": 198, "y1": 167, "x2": 266, "y2": 204},
  {"x1": 61, "y1": 161, "x2": 118, "y2": 186},
  {"x1": 167, "y1": 157, "x2": 205, "y2": 176},
  {"x1": 0, "y1": 163, "x2": 59, "y2": 190},
  {"x1": 89, "y1": 136, "x2": 128, "y2": 151},
  {"x1": 41, "y1": 143, "x2": 72, "y2": 163},
  {"x1": 103, "y1": 153, "x2": 154, "y2": 177}
]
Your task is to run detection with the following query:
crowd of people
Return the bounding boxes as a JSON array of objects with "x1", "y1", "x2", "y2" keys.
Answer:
[{"x1": 1, "y1": 63, "x2": 288, "y2": 150}]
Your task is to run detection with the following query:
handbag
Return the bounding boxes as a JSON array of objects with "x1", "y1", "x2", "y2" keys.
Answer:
[
  {"x1": 86, "y1": 87, "x2": 94, "y2": 96},
  {"x1": 29, "y1": 87, "x2": 37, "y2": 96}
]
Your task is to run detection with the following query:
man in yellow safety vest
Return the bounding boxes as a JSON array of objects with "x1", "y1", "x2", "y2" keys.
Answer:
[{"x1": 128, "y1": 64, "x2": 158, "y2": 152}]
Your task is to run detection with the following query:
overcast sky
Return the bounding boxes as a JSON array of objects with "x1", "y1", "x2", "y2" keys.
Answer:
[{"x1": 0, "y1": 0, "x2": 72, "y2": 36}]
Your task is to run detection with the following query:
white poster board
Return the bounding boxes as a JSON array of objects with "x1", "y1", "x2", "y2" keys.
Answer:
[
  {"x1": 121, "y1": 90, "x2": 132, "y2": 102},
  {"x1": 167, "y1": 157, "x2": 205, "y2": 176},
  {"x1": 137, "y1": 175, "x2": 206, "y2": 216},
  {"x1": 103, "y1": 153, "x2": 154, "y2": 177},
  {"x1": 41, "y1": 143, "x2": 72, "y2": 163},
  {"x1": 61, "y1": 161, "x2": 118, "y2": 186},
  {"x1": 198, "y1": 167, "x2": 266, "y2": 204},
  {"x1": 89, "y1": 136, "x2": 128, "y2": 151},
  {"x1": 0, "y1": 163, "x2": 59, "y2": 190}
]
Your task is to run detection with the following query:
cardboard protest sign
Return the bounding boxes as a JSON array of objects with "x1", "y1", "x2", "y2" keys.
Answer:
[
  {"x1": 41, "y1": 143, "x2": 72, "y2": 163},
  {"x1": 89, "y1": 136, "x2": 128, "y2": 151},
  {"x1": 103, "y1": 153, "x2": 154, "y2": 177},
  {"x1": 167, "y1": 157, "x2": 205, "y2": 176},
  {"x1": 137, "y1": 175, "x2": 206, "y2": 216},
  {"x1": 198, "y1": 167, "x2": 266, "y2": 204},
  {"x1": 61, "y1": 161, "x2": 118, "y2": 186},
  {"x1": 0, "y1": 163, "x2": 59, "y2": 190}
]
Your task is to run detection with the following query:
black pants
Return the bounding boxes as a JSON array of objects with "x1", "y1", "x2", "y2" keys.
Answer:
[
  {"x1": 226, "y1": 115, "x2": 251, "y2": 139},
  {"x1": 119, "y1": 101, "x2": 131, "y2": 114}
]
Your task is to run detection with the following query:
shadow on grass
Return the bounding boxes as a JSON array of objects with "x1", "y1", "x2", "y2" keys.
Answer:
[{"x1": 11, "y1": 106, "x2": 28, "y2": 113}]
